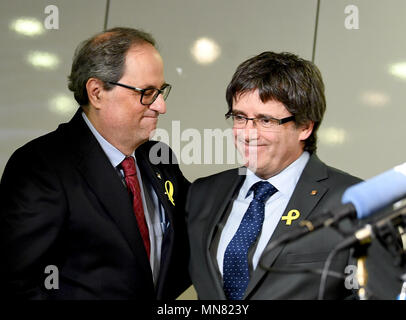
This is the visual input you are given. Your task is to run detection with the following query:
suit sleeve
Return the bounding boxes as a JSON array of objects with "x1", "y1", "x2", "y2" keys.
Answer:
[{"x1": 0, "y1": 144, "x2": 67, "y2": 299}]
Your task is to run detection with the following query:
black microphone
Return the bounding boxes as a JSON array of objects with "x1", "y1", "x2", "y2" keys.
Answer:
[{"x1": 334, "y1": 200, "x2": 406, "y2": 252}]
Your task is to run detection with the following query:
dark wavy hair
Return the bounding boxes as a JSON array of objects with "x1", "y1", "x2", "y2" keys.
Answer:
[
  {"x1": 68, "y1": 27, "x2": 156, "y2": 106},
  {"x1": 226, "y1": 51, "x2": 326, "y2": 154}
]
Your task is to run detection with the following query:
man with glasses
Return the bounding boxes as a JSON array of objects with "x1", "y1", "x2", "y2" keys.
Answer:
[
  {"x1": 0, "y1": 27, "x2": 190, "y2": 299},
  {"x1": 186, "y1": 51, "x2": 362, "y2": 299}
]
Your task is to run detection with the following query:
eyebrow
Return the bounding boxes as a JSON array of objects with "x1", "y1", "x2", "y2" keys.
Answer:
[
  {"x1": 232, "y1": 109, "x2": 275, "y2": 118},
  {"x1": 141, "y1": 82, "x2": 168, "y2": 90}
]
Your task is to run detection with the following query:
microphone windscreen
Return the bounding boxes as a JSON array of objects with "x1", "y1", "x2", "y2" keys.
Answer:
[{"x1": 342, "y1": 163, "x2": 406, "y2": 219}]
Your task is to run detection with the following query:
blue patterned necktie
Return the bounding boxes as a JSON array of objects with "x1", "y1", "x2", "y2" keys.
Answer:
[{"x1": 223, "y1": 181, "x2": 278, "y2": 300}]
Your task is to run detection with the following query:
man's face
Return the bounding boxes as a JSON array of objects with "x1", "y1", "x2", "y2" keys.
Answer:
[
  {"x1": 232, "y1": 89, "x2": 313, "y2": 179},
  {"x1": 98, "y1": 43, "x2": 166, "y2": 152}
]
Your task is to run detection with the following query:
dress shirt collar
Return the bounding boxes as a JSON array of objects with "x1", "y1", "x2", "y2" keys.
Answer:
[
  {"x1": 242, "y1": 151, "x2": 310, "y2": 200},
  {"x1": 82, "y1": 111, "x2": 134, "y2": 166}
]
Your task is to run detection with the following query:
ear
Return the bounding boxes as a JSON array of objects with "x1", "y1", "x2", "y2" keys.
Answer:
[
  {"x1": 86, "y1": 77, "x2": 105, "y2": 110},
  {"x1": 298, "y1": 121, "x2": 314, "y2": 142}
]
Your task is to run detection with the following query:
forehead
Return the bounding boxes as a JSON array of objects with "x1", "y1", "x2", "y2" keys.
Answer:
[
  {"x1": 233, "y1": 89, "x2": 289, "y2": 116},
  {"x1": 121, "y1": 43, "x2": 164, "y2": 86}
]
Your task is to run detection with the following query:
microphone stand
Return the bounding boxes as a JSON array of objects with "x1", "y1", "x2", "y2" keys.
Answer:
[
  {"x1": 352, "y1": 201, "x2": 406, "y2": 300},
  {"x1": 397, "y1": 274, "x2": 406, "y2": 300},
  {"x1": 353, "y1": 242, "x2": 371, "y2": 300}
]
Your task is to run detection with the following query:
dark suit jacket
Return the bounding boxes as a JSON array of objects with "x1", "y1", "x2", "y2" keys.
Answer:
[
  {"x1": 0, "y1": 109, "x2": 190, "y2": 300},
  {"x1": 186, "y1": 154, "x2": 362, "y2": 299}
]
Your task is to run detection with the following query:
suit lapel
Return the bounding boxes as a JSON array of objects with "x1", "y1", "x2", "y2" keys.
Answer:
[
  {"x1": 204, "y1": 169, "x2": 245, "y2": 299},
  {"x1": 135, "y1": 146, "x2": 175, "y2": 223},
  {"x1": 66, "y1": 110, "x2": 152, "y2": 274},
  {"x1": 244, "y1": 155, "x2": 329, "y2": 298},
  {"x1": 134, "y1": 143, "x2": 181, "y2": 293}
]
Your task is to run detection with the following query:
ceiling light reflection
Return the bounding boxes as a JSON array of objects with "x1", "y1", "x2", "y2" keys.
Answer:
[
  {"x1": 319, "y1": 127, "x2": 347, "y2": 146},
  {"x1": 360, "y1": 91, "x2": 390, "y2": 107},
  {"x1": 190, "y1": 37, "x2": 221, "y2": 65},
  {"x1": 49, "y1": 94, "x2": 77, "y2": 115},
  {"x1": 176, "y1": 67, "x2": 183, "y2": 76},
  {"x1": 389, "y1": 62, "x2": 406, "y2": 80},
  {"x1": 27, "y1": 51, "x2": 60, "y2": 70},
  {"x1": 10, "y1": 18, "x2": 44, "y2": 36}
]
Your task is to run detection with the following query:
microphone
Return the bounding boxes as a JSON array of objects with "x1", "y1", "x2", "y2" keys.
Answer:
[
  {"x1": 335, "y1": 199, "x2": 406, "y2": 252},
  {"x1": 342, "y1": 162, "x2": 406, "y2": 219},
  {"x1": 263, "y1": 162, "x2": 406, "y2": 252}
]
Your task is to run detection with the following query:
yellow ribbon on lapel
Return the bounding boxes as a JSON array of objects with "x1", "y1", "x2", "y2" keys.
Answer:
[
  {"x1": 281, "y1": 209, "x2": 300, "y2": 225},
  {"x1": 164, "y1": 180, "x2": 175, "y2": 206}
]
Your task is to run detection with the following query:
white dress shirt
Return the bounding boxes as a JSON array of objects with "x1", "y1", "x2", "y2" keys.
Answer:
[
  {"x1": 82, "y1": 112, "x2": 163, "y2": 285},
  {"x1": 217, "y1": 151, "x2": 310, "y2": 276}
]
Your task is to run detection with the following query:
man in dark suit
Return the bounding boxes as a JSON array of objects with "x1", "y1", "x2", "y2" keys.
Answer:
[
  {"x1": 0, "y1": 27, "x2": 190, "y2": 299},
  {"x1": 186, "y1": 51, "x2": 362, "y2": 299}
]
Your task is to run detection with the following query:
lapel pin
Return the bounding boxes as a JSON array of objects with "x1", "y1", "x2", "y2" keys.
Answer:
[
  {"x1": 310, "y1": 190, "x2": 318, "y2": 196},
  {"x1": 164, "y1": 180, "x2": 175, "y2": 206},
  {"x1": 281, "y1": 209, "x2": 300, "y2": 225},
  {"x1": 156, "y1": 172, "x2": 162, "y2": 180}
]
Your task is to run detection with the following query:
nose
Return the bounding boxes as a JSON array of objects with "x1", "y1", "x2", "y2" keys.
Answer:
[
  {"x1": 244, "y1": 120, "x2": 259, "y2": 141},
  {"x1": 149, "y1": 93, "x2": 166, "y2": 115},
  {"x1": 245, "y1": 118, "x2": 256, "y2": 129},
  {"x1": 233, "y1": 127, "x2": 259, "y2": 144}
]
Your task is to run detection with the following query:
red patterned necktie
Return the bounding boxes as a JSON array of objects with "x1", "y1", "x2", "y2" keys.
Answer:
[{"x1": 120, "y1": 156, "x2": 150, "y2": 259}]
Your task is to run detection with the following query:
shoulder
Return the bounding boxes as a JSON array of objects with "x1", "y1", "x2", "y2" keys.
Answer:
[
  {"x1": 135, "y1": 140, "x2": 178, "y2": 165},
  {"x1": 6, "y1": 112, "x2": 79, "y2": 163},
  {"x1": 135, "y1": 140, "x2": 184, "y2": 176},
  {"x1": 188, "y1": 167, "x2": 243, "y2": 202},
  {"x1": 324, "y1": 163, "x2": 362, "y2": 188},
  {"x1": 186, "y1": 167, "x2": 241, "y2": 216},
  {"x1": 193, "y1": 167, "x2": 240, "y2": 186},
  {"x1": 300, "y1": 155, "x2": 363, "y2": 214},
  {"x1": 1, "y1": 129, "x2": 67, "y2": 201},
  {"x1": 135, "y1": 140, "x2": 190, "y2": 187},
  {"x1": 2, "y1": 115, "x2": 83, "y2": 180},
  {"x1": 297, "y1": 154, "x2": 362, "y2": 209},
  {"x1": 307, "y1": 154, "x2": 362, "y2": 186},
  {"x1": 5, "y1": 129, "x2": 61, "y2": 167}
]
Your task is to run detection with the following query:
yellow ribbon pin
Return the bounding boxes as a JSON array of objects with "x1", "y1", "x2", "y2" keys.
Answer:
[
  {"x1": 281, "y1": 209, "x2": 300, "y2": 225},
  {"x1": 164, "y1": 180, "x2": 175, "y2": 206}
]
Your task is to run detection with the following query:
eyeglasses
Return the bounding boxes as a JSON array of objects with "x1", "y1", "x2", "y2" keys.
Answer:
[
  {"x1": 108, "y1": 81, "x2": 172, "y2": 105},
  {"x1": 225, "y1": 112, "x2": 295, "y2": 131}
]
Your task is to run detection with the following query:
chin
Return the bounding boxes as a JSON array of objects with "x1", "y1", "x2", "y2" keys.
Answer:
[
  {"x1": 243, "y1": 147, "x2": 264, "y2": 165},
  {"x1": 132, "y1": 129, "x2": 151, "y2": 145},
  {"x1": 143, "y1": 116, "x2": 158, "y2": 125},
  {"x1": 244, "y1": 153, "x2": 277, "y2": 178}
]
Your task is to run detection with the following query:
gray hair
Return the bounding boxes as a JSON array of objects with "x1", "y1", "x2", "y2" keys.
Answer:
[{"x1": 68, "y1": 27, "x2": 156, "y2": 106}]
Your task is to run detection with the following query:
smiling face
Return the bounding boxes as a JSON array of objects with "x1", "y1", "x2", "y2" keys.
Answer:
[
  {"x1": 86, "y1": 43, "x2": 166, "y2": 155},
  {"x1": 232, "y1": 89, "x2": 313, "y2": 179}
]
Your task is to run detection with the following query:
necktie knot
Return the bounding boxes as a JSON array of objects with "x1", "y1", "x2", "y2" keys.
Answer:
[
  {"x1": 121, "y1": 157, "x2": 137, "y2": 177},
  {"x1": 249, "y1": 181, "x2": 277, "y2": 203}
]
